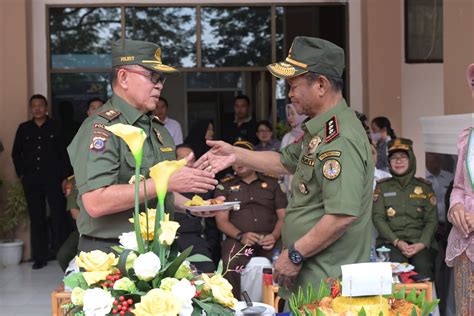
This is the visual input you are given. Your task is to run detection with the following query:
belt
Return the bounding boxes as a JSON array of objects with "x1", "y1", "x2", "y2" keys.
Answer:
[{"x1": 81, "y1": 234, "x2": 119, "y2": 244}]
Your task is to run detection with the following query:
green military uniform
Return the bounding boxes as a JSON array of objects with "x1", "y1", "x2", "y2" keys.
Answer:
[
  {"x1": 267, "y1": 37, "x2": 374, "y2": 298},
  {"x1": 372, "y1": 138, "x2": 438, "y2": 278},
  {"x1": 67, "y1": 39, "x2": 178, "y2": 252},
  {"x1": 57, "y1": 176, "x2": 80, "y2": 271}
]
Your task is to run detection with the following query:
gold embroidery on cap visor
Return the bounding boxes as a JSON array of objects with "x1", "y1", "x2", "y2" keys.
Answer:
[
  {"x1": 267, "y1": 61, "x2": 307, "y2": 78},
  {"x1": 142, "y1": 48, "x2": 178, "y2": 73}
]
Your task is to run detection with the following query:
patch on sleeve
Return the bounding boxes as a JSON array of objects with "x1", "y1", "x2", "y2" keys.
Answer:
[
  {"x1": 373, "y1": 188, "x2": 381, "y2": 202},
  {"x1": 325, "y1": 116, "x2": 339, "y2": 143},
  {"x1": 322, "y1": 159, "x2": 341, "y2": 180},
  {"x1": 89, "y1": 134, "x2": 107, "y2": 152},
  {"x1": 318, "y1": 150, "x2": 341, "y2": 161},
  {"x1": 98, "y1": 109, "x2": 121, "y2": 121}
]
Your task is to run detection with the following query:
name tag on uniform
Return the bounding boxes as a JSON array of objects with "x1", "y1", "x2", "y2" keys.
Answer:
[
  {"x1": 383, "y1": 192, "x2": 397, "y2": 197},
  {"x1": 159, "y1": 147, "x2": 173, "y2": 152},
  {"x1": 301, "y1": 155, "x2": 315, "y2": 166}
]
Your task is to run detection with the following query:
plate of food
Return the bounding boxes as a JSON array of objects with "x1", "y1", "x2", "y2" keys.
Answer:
[
  {"x1": 390, "y1": 262, "x2": 415, "y2": 274},
  {"x1": 184, "y1": 195, "x2": 240, "y2": 212}
]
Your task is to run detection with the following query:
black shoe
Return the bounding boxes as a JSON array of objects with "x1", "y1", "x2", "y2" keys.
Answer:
[{"x1": 32, "y1": 261, "x2": 47, "y2": 270}]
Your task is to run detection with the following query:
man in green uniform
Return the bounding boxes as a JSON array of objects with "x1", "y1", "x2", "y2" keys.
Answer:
[
  {"x1": 372, "y1": 138, "x2": 438, "y2": 278},
  {"x1": 195, "y1": 36, "x2": 374, "y2": 298},
  {"x1": 68, "y1": 39, "x2": 218, "y2": 252}
]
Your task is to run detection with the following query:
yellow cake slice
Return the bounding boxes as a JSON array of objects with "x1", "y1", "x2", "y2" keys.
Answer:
[{"x1": 332, "y1": 296, "x2": 390, "y2": 316}]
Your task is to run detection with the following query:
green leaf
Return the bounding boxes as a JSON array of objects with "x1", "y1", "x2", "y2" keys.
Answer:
[
  {"x1": 191, "y1": 305, "x2": 203, "y2": 316},
  {"x1": 316, "y1": 307, "x2": 325, "y2": 316},
  {"x1": 358, "y1": 307, "x2": 367, "y2": 316},
  {"x1": 136, "y1": 280, "x2": 152, "y2": 292},
  {"x1": 117, "y1": 249, "x2": 135, "y2": 278},
  {"x1": 303, "y1": 306, "x2": 315, "y2": 316},
  {"x1": 192, "y1": 298, "x2": 233, "y2": 316},
  {"x1": 63, "y1": 272, "x2": 88, "y2": 290},
  {"x1": 394, "y1": 286, "x2": 406, "y2": 300},
  {"x1": 152, "y1": 275, "x2": 162, "y2": 288},
  {"x1": 315, "y1": 279, "x2": 330, "y2": 302},
  {"x1": 415, "y1": 290, "x2": 425, "y2": 307},
  {"x1": 406, "y1": 287, "x2": 417, "y2": 303},
  {"x1": 187, "y1": 254, "x2": 213, "y2": 262},
  {"x1": 410, "y1": 305, "x2": 418, "y2": 316},
  {"x1": 163, "y1": 246, "x2": 193, "y2": 278},
  {"x1": 421, "y1": 299, "x2": 440, "y2": 316},
  {"x1": 111, "y1": 246, "x2": 124, "y2": 254},
  {"x1": 216, "y1": 259, "x2": 224, "y2": 275}
]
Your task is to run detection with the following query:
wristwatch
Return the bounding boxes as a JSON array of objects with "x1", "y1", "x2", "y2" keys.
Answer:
[
  {"x1": 288, "y1": 244, "x2": 305, "y2": 265},
  {"x1": 235, "y1": 231, "x2": 244, "y2": 242}
]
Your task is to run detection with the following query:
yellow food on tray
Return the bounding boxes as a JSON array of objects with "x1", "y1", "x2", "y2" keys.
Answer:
[
  {"x1": 332, "y1": 296, "x2": 389, "y2": 316},
  {"x1": 184, "y1": 195, "x2": 225, "y2": 207}
]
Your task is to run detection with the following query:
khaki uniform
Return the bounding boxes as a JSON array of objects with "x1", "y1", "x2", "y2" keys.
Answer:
[
  {"x1": 214, "y1": 173, "x2": 287, "y2": 297},
  {"x1": 279, "y1": 99, "x2": 374, "y2": 298},
  {"x1": 68, "y1": 94, "x2": 176, "y2": 252}
]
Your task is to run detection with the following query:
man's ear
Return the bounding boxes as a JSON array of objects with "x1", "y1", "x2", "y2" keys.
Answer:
[
  {"x1": 316, "y1": 75, "x2": 330, "y2": 97},
  {"x1": 116, "y1": 68, "x2": 129, "y2": 89}
]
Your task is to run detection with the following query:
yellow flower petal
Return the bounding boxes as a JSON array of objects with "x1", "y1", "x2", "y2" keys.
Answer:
[
  {"x1": 75, "y1": 250, "x2": 118, "y2": 272},
  {"x1": 105, "y1": 123, "x2": 146, "y2": 158},
  {"x1": 82, "y1": 271, "x2": 111, "y2": 286},
  {"x1": 132, "y1": 288, "x2": 181, "y2": 316},
  {"x1": 159, "y1": 214, "x2": 180, "y2": 246},
  {"x1": 129, "y1": 208, "x2": 157, "y2": 240},
  {"x1": 149, "y1": 159, "x2": 186, "y2": 197}
]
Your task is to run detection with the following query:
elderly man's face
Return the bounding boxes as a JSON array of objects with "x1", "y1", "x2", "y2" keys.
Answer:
[
  {"x1": 123, "y1": 66, "x2": 164, "y2": 113},
  {"x1": 287, "y1": 75, "x2": 319, "y2": 117}
]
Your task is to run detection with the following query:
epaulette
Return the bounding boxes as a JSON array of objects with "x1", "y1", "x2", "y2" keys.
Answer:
[
  {"x1": 416, "y1": 177, "x2": 432, "y2": 186},
  {"x1": 376, "y1": 177, "x2": 392, "y2": 184},
  {"x1": 325, "y1": 116, "x2": 339, "y2": 143},
  {"x1": 153, "y1": 116, "x2": 165, "y2": 126},
  {"x1": 263, "y1": 173, "x2": 278, "y2": 179},
  {"x1": 98, "y1": 109, "x2": 121, "y2": 122},
  {"x1": 221, "y1": 175, "x2": 236, "y2": 183}
]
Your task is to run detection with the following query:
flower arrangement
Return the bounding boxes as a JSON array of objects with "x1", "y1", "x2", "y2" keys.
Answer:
[
  {"x1": 63, "y1": 123, "x2": 238, "y2": 316},
  {"x1": 289, "y1": 279, "x2": 439, "y2": 316}
]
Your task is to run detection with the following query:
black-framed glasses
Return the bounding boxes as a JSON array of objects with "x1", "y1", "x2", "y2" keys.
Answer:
[
  {"x1": 389, "y1": 154, "x2": 408, "y2": 162},
  {"x1": 118, "y1": 67, "x2": 166, "y2": 85}
]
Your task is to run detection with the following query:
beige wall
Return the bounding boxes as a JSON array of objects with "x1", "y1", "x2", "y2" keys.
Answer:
[{"x1": 444, "y1": 0, "x2": 474, "y2": 114}]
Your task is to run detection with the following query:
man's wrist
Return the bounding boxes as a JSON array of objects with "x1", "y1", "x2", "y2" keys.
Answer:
[{"x1": 288, "y1": 243, "x2": 305, "y2": 265}]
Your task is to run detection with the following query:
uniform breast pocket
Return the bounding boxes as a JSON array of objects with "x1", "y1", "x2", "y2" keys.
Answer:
[
  {"x1": 292, "y1": 164, "x2": 317, "y2": 207},
  {"x1": 408, "y1": 199, "x2": 425, "y2": 219}
]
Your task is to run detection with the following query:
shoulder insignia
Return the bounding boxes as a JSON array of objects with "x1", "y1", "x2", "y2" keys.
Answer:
[
  {"x1": 98, "y1": 109, "x2": 121, "y2": 122},
  {"x1": 318, "y1": 150, "x2": 341, "y2": 161},
  {"x1": 153, "y1": 116, "x2": 165, "y2": 126},
  {"x1": 376, "y1": 177, "x2": 392, "y2": 184},
  {"x1": 293, "y1": 133, "x2": 304, "y2": 144},
  {"x1": 221, "y1": 175, "x2": 236, "y2": 183},
  {"x1": 416, "y1": 177, "x2": 432, "y2": 186},
  {"x1": 322, "y1": 159, "x2": 341, "y2": 180},
  {"x1": 325, "y1": 116, "x2": 339, "y2": 143},
  {"x1": 263, "y1": 173, "x2": 277, "y2": 179}
]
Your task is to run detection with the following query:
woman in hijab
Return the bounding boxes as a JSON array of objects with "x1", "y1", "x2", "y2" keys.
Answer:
[
  {"x1": 280, "y1": 104, "x2": 308, "y2": 195},
  {"x1": 184, "y1": 119, "x2": 214, "y2": 159}
]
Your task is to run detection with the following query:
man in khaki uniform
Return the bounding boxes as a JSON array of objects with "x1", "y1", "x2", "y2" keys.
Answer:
[
  {"x1": 196, "y1": 37, "x2": 374, "y2": 298},
  {"x1": 68, "y1": 39, "x2": 218, "y2": 252},
  {"x1": 214, "y1": 141, "x2": 287, "y2": 297},
  {"x1": 373, "y1": 138, "x2": 438, "y2": 278}
]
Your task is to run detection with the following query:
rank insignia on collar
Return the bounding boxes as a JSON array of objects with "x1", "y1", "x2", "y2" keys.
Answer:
[
  {"x1": 299, "y1": 182, "x2": 309, "y2": 195},
  {"x1": 307, "y1": 136, "x2": 322, "y2": 155},
  {"x1": 153, "y1": 128, "x2": 164, "y2": 145},
  {"x1": 322, "y1": 159, "x2": 341, "y2": 180},
  {"x1": 325, "y1": 116, "x2": 339, "y2": 143},
  {"x1": 414, "y1": 186, "x2": 423, "y2": 195},
  {"x1": 98, "y1": 109, "x2": 121, "y2": 121},
  {"x1": 386, "y1": 207, "x2": 396, "y2": 217},
  {"x1": 90, "y1": 136, "x2": 107, "y2": 152}
]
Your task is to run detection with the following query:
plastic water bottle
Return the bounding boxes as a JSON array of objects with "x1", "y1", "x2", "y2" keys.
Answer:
[
  {"x1": 272, "y1": 249, "x2": 280, "y2": 264},
  {"x1": 369, "y1": 246, "x2": 377, "y2": 262}
]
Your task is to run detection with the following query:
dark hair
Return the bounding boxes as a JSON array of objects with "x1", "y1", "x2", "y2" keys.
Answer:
[
  {"x1": 234, "y1": 94, "x2": 250, "y2": 105},
  {"x1": 30, "y1": 94, "x2": 48, "y2": 105},
  {"x1": 87, "y1": 97, "x2": 105, "y2": 107},
  {"x1": 257, "y1": 120, "x2": 273, "y2": 131},
  {"x1": 305, "y1": 72, "x2": 343, "y2": 92},
  {"x1": 159, "y1": 97, "x2": 168, "y2": 107},
  {"x1": 354, "y1": 111, "x2": 372, "y2": 143},
  {"x1": 372, "y1": 116, "x2": 396, "y2": 139},
  {"x1": 184, "y1": 120, "x2": 214, "y2": 159},
  {"x1": 176, "y1": 143, "x2": 193, "y2": 151}
]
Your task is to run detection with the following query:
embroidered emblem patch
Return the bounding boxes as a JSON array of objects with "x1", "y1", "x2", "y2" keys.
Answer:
[
  {"x1": 307, "y1": 136, "x2": 322, "y2": 155},
  {"x1": 90, "y1": 136, "x2": 107, "y2": 152},
  {"x1": 322, "y1": 159, "x2": 341, "y2": 180},
  {"x1": 414, "y1": 186, "x2": 423, "y2": 195}
]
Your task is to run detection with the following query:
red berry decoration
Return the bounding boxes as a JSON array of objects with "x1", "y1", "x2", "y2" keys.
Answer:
[
  {"x1": 122, "y1": 302, "x2": 128, "y2": 308},
  {"x1": 121, "y1": 306, "x2": 127, "y2": 311},
  {"x1": 127, "y1": 299, "x2": 133, "y2": 305},
  {"x1": 102, "y1": 282, "x2": 108, "y2": 287},
  {"x1": 112, "y1": 309, "x2": 118, "y2": 314},
  {"x1": 117, "y1": 304, "x2": 122, "y2": 310},
  {"x1": 119, "y1": 295, "x2": 125, "y2": 302},
  {"x1": 114, "y1": 299, "x2": 119, "y2": 305},
  {"x1": 120, "y1": 311, "x2": 125, "y2": 316}
]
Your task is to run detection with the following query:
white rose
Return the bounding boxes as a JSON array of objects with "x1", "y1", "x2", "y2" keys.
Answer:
[
  {"x1": 82, "y1": 288, "x2": 114, "y2": 316},
  {"x1": 172, "y1": 278, "x2": 196, "y2": 316},
  {"x1": 118, "y1": 231, "x2": 138, "y2": 251},
  {"x1": 133, "y1": 252, "x2": 161, "y2": 281}
]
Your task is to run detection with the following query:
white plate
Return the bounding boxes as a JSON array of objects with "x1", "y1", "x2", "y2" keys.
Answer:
[
  {"x1": 186, "y1": 201, "x2": 240, "y2": 212},
  {"x1": 234, "y1": 301, "x2": 275, "y2": 315},
  {"x1": 391, "y1": 262, "x2": 415, "y2": 274}
]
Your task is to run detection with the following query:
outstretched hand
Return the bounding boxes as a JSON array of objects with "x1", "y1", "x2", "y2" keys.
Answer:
[{"x1": 194, "y1": 140, "x2": 236, "y2": 173}]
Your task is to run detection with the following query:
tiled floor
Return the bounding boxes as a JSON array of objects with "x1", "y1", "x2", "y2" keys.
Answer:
[{"x1": 0, "y1": 261, "x2": 63, "y2": 316}]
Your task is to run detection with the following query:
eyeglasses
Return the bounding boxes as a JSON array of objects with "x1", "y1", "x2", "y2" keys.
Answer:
[
  {"x1": 118, "y1": 68, "x2": 166, "y2": 85},
  {"x1": 389, "y1": 155, "x2": 408, "y2": 162}
]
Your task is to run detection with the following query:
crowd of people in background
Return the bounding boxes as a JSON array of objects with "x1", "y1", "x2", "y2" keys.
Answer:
[{"x1": 9, "y1": 75, "x2": 464, "y2": 315}]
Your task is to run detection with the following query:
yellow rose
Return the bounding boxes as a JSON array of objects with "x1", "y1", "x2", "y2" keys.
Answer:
[
  {"x1": 149, "y1": 159, "x2": 186, "y2": 198},
  {"x1": 105, "y1": 124, "x2": 146, "y2": 160},
  {"x1": 82, "y1": 271, "x2": 110, "y2": 286},
  {"x1": 159, "y1": 213, "x2": 180, "y2": 246},
  {"x1": 201, "y1": 274, "x2": 237, "y2": 308},
  {"x1": 132, "y1": 288, "x2": 181, "y2": 316},
  {"x1": 129, "y1": 208, "x2": 157, "y2": 240},
  {"x1": 75, "y1": 250, "x2": 118, "y2": 272}
]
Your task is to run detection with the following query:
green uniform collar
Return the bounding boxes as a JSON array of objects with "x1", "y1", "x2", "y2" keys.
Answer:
[
  {"x1": 110, "y1": 94, "x2": 150, "y2": 125},
  {"x1": 303, "y1": 98, "x2": 348, "y2": 136}
]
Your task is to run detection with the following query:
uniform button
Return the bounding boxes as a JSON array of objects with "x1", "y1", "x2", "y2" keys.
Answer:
[
  {"x1": 254, "y1": 219, "x2": 257, "y2": 222},
  {"x1": 36, "y1": 167, "x2": 40, "y2": 170},
  {"x1": 38, "y1": 136, "x2": 41, "y2": 139},
  {"x1": 37, "y1": 157, "x2": 40, "y2": 161},
  {"x1": 250, "y1": 197, "x2": 253, "y2": 200},
  {"x1": 37, "y1": 146, "x2": 41, "y2": 149}
]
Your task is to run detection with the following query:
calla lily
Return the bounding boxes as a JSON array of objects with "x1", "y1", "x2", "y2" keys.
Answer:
[
  {"x1": 105, "y1": 123, "x2": 146, "y2": 161},
  {"x1": 149, "y1": 159, "x2": 187, "y2": 200},
  {"x1": 159, "y1": 213, "x2": 180, "y2": 246}
]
